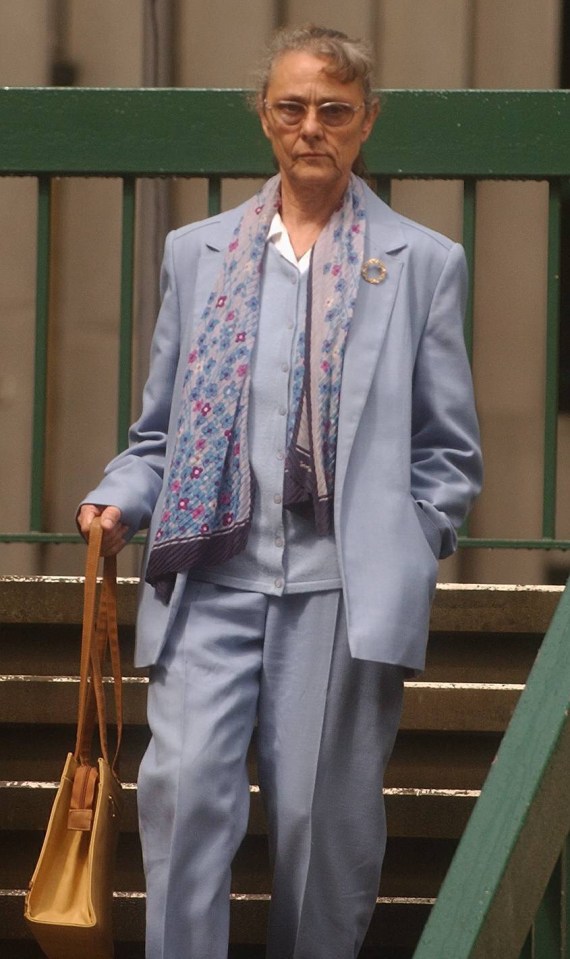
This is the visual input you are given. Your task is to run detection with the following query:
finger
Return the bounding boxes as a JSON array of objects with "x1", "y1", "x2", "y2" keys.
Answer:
[
  {"x1": 101, "y1": 524, "x2": 129, "y2": 557},
  {"x1": 99, "y1": 505, "x2": 123, "y2": 532},
  {"x1": 77, "y1": 504, "x2": 103, "y2": 540}
]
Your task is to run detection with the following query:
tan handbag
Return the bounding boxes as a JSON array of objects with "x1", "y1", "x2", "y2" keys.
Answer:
[{"x1": 25, "y1": 518, "x2": 124, "y2": 958}]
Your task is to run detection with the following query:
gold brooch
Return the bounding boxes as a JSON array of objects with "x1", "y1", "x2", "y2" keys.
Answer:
[{"x1": 361, "y1": 258, "x2": 387, "y2": 284}]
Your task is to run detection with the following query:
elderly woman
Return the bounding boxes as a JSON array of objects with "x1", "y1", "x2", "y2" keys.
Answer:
[{"x1": 78, "y1": 24, "x2": 482, "y2": 959}]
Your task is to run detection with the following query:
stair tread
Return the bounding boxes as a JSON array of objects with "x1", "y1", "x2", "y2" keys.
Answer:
[
  {"x1": 0, "y1": 675, "x2": 523, "y2": 731},
  {"x1": 0, "y1": 579, "x2": 562, "y2": 631},
  {"x1": 0, "y1": 781, "x2": 478, "y2": 839},
  {"x1": 0, "y1": 580, "x2": 556, "y2": 955},
  {"x1": 0, "y1": 887, "x2": 432, "y2": 948}
]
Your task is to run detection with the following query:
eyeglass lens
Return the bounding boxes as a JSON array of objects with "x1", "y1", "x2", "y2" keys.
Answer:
[{"x1": 270, "y1": 101, "x2": 360, "y2": 127}]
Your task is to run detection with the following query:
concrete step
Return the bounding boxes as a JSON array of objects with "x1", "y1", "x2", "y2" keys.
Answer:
[
  {"x1": 0, "y1": 579, "x2": 561, "y2": 955},
  {"x1": 0, "y1": 674, "x2": 524, "y2": 732},
  {"x1": 0, "y1": 831, "x2": 456, "y2": 901},
  {"x1": 1, "y1": 579, "x2": 561, "y2": 631},
  {"x1": 0, "y1": 887, "x2": 432, "y2": 952},
  {"x1": 0, "y1": 780, "x2": 477, "y2": 840},
  {"x1": 0, "y1": 723, "x2": 500, "y2": 790}
]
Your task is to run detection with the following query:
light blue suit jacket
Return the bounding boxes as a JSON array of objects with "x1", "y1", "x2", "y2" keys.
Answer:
[{"x1": 83, "y1": 181, "x2": 482, "y2": 672}]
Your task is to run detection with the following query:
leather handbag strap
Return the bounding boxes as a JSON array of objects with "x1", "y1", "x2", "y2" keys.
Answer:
[
  {"x1": 73, "y1": 517, "x2": 123, "y2": 775},
  {"x1": 96, "y1": 552, "x2": 123, "y2": 768}
]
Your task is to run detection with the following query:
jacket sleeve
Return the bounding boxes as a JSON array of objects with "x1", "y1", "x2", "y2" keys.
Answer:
[
  {"x1": 79, "y1": 230, "x2": 181, "y2": 537},
  {"x1": 410, "y1": 241, "x2": 483, "y2": 558}
]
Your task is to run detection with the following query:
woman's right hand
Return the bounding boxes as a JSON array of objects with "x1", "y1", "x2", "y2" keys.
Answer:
[{"x1": 77, "y1": 504, "x2": 128, "y2": 556}]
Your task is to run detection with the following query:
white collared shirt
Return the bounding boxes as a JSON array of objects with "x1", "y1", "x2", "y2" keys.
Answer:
[{"x1": 267, "y1": 212, "x2": 312, "y2": 275}]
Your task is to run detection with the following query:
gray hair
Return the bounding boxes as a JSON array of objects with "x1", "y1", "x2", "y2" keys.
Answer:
[{"x1": 252, "y1": 24, "x2": 377, "y2": 111}]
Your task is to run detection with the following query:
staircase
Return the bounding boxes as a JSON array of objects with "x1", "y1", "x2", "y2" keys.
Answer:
[{"x1": 0, "y1": 576, "x2": 561, "y2": 958}]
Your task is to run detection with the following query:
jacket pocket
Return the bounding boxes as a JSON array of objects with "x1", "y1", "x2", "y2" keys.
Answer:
[{"x1": 411, "y1": 498, "x2": 443, "y2": 560}]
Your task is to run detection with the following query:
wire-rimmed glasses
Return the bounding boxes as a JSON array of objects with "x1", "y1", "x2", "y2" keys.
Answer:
[{"x1": 263, "y1": 99, "x2": 365, "y2": 128}]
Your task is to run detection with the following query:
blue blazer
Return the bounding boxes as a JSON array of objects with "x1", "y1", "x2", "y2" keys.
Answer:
[{"x1": 82, "y1": 181, "x2": 482, "y2": 672}]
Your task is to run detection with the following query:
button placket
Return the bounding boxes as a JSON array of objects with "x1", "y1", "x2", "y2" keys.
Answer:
[{"x1": 263, "y1": 291, "x2": 293, "y2": 589}]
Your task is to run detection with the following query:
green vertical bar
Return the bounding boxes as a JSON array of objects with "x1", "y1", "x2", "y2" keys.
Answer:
[
  {"x1": 458, "y1": 178, "x2": 477, "y2": 540},
  {"x1": 542, "y1": 179, "x2": 561, "y2": 539},
  {"x1": 30, "y1": 176, "x2": 51, "y2": 531},
  {"x1": 117, "y1": 176, "x2": 136, "y2": 452},
  {"x1": 208, "y1": 175, "x2": 222, "y2": 216},
  {"x1": 462, "y1": 177, "x2": 477, "y2": 362}
]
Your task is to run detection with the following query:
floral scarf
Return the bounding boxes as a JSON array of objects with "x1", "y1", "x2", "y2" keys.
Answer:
[{"x1": 146, "y1": 173, "x2": 366, "y2": 599}]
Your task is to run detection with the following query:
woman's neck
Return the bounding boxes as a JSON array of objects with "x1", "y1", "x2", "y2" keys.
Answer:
[{"x1": 279, "y1": 178, "x2": 348, "y2": 259}]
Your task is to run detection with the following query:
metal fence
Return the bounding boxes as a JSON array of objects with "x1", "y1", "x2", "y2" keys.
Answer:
[{"x1": 0, "y1": 88, "x2": 569, "y2": 548}]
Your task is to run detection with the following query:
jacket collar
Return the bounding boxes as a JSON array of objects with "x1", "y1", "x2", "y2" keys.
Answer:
[
  {"x1": 202, "y1": 178, "x2": 408, "y2": 257},
  {"x1": 360, "y1": 180, "x2": 408, "y2": 257}
]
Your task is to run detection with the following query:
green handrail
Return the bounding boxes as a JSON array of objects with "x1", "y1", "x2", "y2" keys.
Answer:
[
  {"x1": 2, "y1": 89, "x2": 570, "y2": 177},
  {"x1": 412, "y1": 575, "x2": 570, "y2": 959}
]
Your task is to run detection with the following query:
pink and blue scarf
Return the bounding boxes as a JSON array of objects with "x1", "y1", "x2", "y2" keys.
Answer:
[{"x1": 146, "y1": 173, "x2": 366, "y2": 599}]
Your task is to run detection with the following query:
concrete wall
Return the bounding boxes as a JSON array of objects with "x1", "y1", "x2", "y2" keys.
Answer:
[
  {"x1": 0, "y1": 1, "x2": 50, "y2": 574},
  {"x1": 0, "y1": 0, "x2": 566, "y2": 584},
  {"x1": 464, "y1": 0, "x2": 564, "y2": 585}
]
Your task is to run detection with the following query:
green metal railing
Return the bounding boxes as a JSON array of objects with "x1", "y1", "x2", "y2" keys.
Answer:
[
  {"x1": 412, "y1": 575, "x2": 570, "y2": 959},
  {"x1": 0, "y1": 88, "x2": 569, "y2": 544}
]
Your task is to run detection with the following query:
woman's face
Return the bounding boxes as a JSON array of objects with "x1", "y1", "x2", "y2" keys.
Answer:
[{"x1": 259, "y1": 50, "x2": 378, "y2": 198}]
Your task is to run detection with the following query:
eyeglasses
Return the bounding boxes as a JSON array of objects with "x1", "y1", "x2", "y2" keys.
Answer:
[{"x1": 264, "y1": 99, "x2": 365, "y2": 128}]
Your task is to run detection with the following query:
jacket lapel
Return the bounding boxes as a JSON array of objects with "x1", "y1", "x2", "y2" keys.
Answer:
[
  {"x1": 192, "y1": 208, "x2": 243, "y2": 311},
  {"x1": 336, "y1": 188, "x2": 408, "y2": 493},
  {"x1": 180, "y1": 205, "x2": 246, "y2": 353}
]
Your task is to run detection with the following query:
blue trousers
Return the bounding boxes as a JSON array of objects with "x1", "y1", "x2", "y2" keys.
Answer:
[{"x1": 137, "y1": 582, "x2": 405, "y2": 959}]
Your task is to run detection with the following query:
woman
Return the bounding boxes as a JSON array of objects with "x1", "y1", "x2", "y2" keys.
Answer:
[{"x1": 78, "y1": 25, "x2": 482, "y2": 959}]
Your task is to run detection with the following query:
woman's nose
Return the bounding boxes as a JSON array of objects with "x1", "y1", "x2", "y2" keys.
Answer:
[{"x1": 300, "y1": 105, "x2": 324, "y2": 136}]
